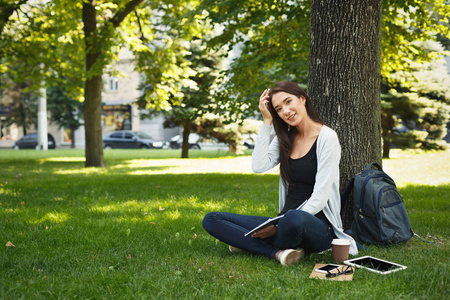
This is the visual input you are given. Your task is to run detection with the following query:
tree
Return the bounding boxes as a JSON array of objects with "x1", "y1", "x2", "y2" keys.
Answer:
[
  {"x1": 308, "y1": 0, "x2": 383, "y2": 227},
  {"x1": 1, "y1": 0, "x2": 85, "y2": 144},
  {"x1": 0, "y1": 75, "x2": 37, "y2": 136},
  {"x1": 0, "y1": 0, "x2": 28, "y2": 35},
  {"x1": 1, "y1": 0, "x2": 202, "y2": 167},
  {"x1": 381, "y1": 41, "x2": 450, "y2": 157},
  {"x1": 2, "y1": 0, "x2": 143, "y2": 165},
  {"x1": 82, "y1": 0, "x2": 144, "y2": 167},
  {"x1": 197, "y1": 0, "x2": 450, "y2": 114},
  {"x1": 80, "y1": 0, "x2": 207, "y2": 166},
  {"x1": 139, "y1": 34, "x2": 225, "y2": 158},
  {"x1": 381, "y1": 0, "x2": 450, "y2": 83},
  {"x1": 197, "y1": 0, "x2": 311, "y2": 116},
  {"x1": 47, "y1": 81, "x2": 84, "y2": 149},
  {"x1": 381, "y1": 91, "x2": 448, "y2": 157},
  {"x1": 195, "y1": 115, "x2": 261, "y2": 154}
]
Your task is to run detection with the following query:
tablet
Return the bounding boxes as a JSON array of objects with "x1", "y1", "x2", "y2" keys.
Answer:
[
  {"x1": 244, "y1": 215, "x2": 284, "y2": 237},
  {"x1": 344, "y1": 256, "x2": 407, "y2": 275}
]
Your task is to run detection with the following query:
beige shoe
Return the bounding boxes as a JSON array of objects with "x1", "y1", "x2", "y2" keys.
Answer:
[
  {"x1": 228, "y1": 245, "x2": 248, "y2": 254},
  {"x1": 278, "y1": 249, "x2": 305, "y2": 267}
]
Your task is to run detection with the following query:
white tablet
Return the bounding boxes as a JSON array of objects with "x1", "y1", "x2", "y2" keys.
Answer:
[{"x1": 344, "y1": 256, "x2": 407, "y2": 275}]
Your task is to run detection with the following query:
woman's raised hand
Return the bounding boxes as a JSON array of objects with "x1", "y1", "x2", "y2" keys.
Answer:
[{"x1": 259, "y1": 89, "x2": 273, "y2": 125}]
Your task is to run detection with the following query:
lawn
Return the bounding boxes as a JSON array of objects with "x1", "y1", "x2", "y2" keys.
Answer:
[{"x1": 0, "y1": 149, "x2": 449, "y2": 299}]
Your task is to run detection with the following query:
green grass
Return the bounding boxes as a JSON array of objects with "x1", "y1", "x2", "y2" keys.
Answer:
[{"x1": 0, "y1": 149, "x2": 449, "y2": 299}]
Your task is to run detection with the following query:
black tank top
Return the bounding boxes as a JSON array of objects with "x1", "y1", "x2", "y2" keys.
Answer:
[{"x1": 280, "y1": 140, "x2": 329, "y2": 226}]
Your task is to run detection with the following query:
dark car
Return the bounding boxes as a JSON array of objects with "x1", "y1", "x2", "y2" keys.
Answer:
[
  {"x1": 242, "y1": 133, "x2": 256, "y2": 149},
  {"x1": 103, "y1": 131, "x2": 169, "y2": 149},
  {"x1": 13, "y1": 133, "x2": 56, "y2": 150}
]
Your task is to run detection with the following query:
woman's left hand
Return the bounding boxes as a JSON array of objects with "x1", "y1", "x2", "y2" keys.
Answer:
[{"x1": 251, "y1": 225, "x2": 277, "y2": 239}]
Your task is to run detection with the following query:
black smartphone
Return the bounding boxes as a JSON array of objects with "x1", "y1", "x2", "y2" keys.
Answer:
[{"x1": 315, "y1": 264, "x2": 341, "y2": 274}]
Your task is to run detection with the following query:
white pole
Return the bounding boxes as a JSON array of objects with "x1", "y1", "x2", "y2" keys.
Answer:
[{"x1": 37, "y1": 63, "x2": 48, "y2": 150}]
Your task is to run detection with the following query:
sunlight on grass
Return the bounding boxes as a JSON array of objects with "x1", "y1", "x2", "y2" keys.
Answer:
[
  {"x1": 55, "y1": 167, "x2": 108, "y2": 175},
  {"x1": 187, "y1": 199, "x2": 226, "y2": 211},
  {"x1": 235, "y1": 204, "x2": 274, "y2": 216},
  {"x1": 30, "y1": 212, "x2": 70, "y2": 224},
  {"x1": 113, "y1": 157, "x2": 256, "y2": 175},
  {"x1": 39, "y1": 157, "x2": 85, "y2": 162},
  {"x1": 90, "y1": 200, "x2": 146, "y2": 213},
  {"x1": 2, "y1": 207, "x2": 17, "y2": 214},
  {"x1": 0, "y1": 187, "x2": 16, "y2": 196},
  {"x1": 167, "y1": 210, "x2": 181, "y2": 220},
  {"x1": 0, "y1": 148, "x2": 448, "y2": 299},
  {"x1": 384, "y1": 149, "x2": 450, "y2": 186},
  {"x1": 113, "y1": 216, "x2": 142, "y2": 223}
]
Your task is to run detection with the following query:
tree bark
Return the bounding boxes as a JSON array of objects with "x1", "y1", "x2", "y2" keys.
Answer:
[
  {"x1": 181, "y1": 121, "x2": 192, "y2": 159},
  {"x1": 82, "y1": 1, "x2": 105, "y2": 167},
  {"x1": 70, "y1": 125, "x2": 76, "y2": 149},
  {"x1": 309, "y1": 0, "x2": 383, "y2": 228},
  {"x1": 381, "y1": 112, "x2": 394, "y2": 158}
]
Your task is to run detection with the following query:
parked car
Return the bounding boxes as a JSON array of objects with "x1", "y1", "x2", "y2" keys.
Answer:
[
  {"x1": 13, "y1": 133, "x2": 56, "y2": 150},
  {"x1": 169, "y1": 134, "x2": 201, "y2": 149},
  {"x1": 102, "y1": 131, "x2": 169, "y2": 149},
  {"x1": 242, "y1": 133, "x2": 256, "y2": 149},
  {"x1": 169, "y1": 133, "x2": 234, "y2": 150}
]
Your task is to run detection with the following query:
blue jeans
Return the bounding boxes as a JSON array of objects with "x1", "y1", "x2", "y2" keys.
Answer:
[{"x1": 202, "y1": 209, "x2": 334, "y2": 259}]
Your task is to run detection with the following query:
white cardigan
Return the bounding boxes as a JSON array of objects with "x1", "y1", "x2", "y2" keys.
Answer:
[{"x1": 251, "y1": 124, "x2": 358, "y2": 255}]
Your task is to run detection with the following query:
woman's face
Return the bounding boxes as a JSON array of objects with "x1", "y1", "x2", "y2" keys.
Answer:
[{"x1": 271, "y1": 91, "x2": 307, "y2": 126}]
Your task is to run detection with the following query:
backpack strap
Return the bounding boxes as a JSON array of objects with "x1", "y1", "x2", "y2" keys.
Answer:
[
  {"x1": 361, "y1": 162, "x2": 383, "y2": 176},
  {"x1": 341, "y1": 162, "x2": 382, "y2": 209},
  {"x1": 413, "y1": 232, "x2": 434, "y2": 245},
  {"x1": 364, "y1": 162, "x2": 383, "y2": 171}
]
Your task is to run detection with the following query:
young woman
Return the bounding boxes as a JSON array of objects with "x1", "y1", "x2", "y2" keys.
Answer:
[{"x1": 203, "y1": 81, "x2": 357, "y2": 266}]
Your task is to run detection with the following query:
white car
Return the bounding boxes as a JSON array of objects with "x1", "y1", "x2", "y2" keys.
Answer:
[{"x1": 169, "y1": 133, "x2": 228, "y2": 150}]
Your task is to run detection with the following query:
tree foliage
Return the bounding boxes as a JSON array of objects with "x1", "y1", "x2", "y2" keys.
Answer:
[
  {"x1": 1, "y1": 0, "x2": 84, "y2": 97},
  {"x1": 196, "y1": 115, "x2": 260, "y2": 154},
  {"x1": 47, "y1": 81, "x2": 84, "y2": 148},
  {"x1": 197, "y1": 0, "x2": 450, "y2": 116},
  {"x1": 381, "y1": 41, "x2": 450, "y2": 157},
  {"x1": 0, "y1": 64, "x2": 37, "y2": 135},
  {"x1": 382, "y1": 0, "x2": 450, "y2": 84},
  {"x1": 138, "y1": 30, "x2": 227, "y2": 158},
  {"x1": 1, "y1": 0, "x2": 207, "y2": 166},
  {"x1": 196, "y1": 0, "x2": 311, "y2": 117}
]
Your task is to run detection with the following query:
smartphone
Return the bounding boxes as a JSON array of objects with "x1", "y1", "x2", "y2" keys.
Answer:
[
  {"x1": 315, "y1": 264, "x2": 341, "y2": 274},
  {"x1": 344, "y1": 256, "x2": 407, "y2": 275}
]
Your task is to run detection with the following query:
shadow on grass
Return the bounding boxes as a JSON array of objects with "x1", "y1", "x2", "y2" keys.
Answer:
[{"x1": 1, "y1": 157, "x2": 449, "y2": 299}]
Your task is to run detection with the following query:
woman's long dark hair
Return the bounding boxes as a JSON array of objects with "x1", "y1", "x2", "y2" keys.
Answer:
[{"x1": 268, "y1": 81, "x2": 323, "y2": 188}]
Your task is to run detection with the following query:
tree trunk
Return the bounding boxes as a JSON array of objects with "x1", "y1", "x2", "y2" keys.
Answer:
[
  {"x1": 381, "y1": 112, "x2": 394, "y2": 158},
  {"x1": 81, "y1": 0, "x2": 142, "y2": 167},
  {"x1": 70, "y1": 125, "x2": 76, "y2": 149},
  {"x1": 82, "y1": 1, "x2": 105, "y2": 167},
  {"x1": 309, "y1": 0, "x2": 383, "y2": 229},
  {"x1": 181, "y1": 122, "x2": 192, "y2": 159},
  {"x1": 382, "y1": 139, "x2": 391, "y2": 158}
]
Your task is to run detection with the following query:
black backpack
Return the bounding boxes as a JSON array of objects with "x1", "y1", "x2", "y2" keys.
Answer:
[{"x1": 341, "y1": 163, "x2": 414, "y2": 246}]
